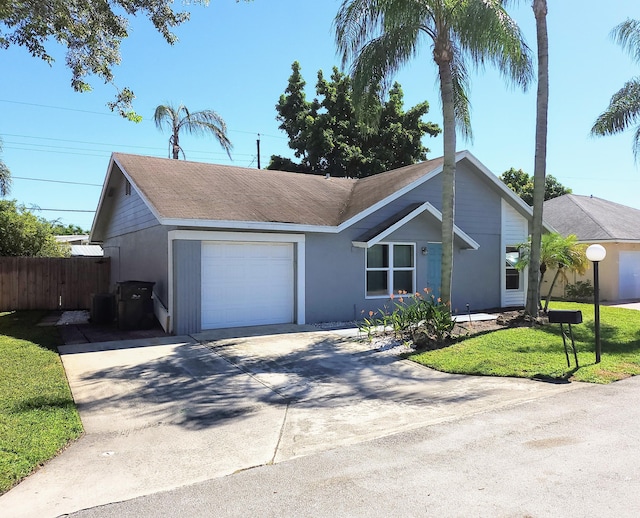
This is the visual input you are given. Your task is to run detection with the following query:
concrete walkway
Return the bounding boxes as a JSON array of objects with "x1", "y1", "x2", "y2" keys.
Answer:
[{"x1": 1, "y1": 327, "x2": 583, "y2": 518}]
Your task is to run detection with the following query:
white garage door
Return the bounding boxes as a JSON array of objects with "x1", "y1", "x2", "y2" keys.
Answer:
[
  {"x1": 619, "y1": 251, "x2": 640, "y2": 300},
  {"x1": 201, "y1": 241, "x2": 294, "y2": 329}
]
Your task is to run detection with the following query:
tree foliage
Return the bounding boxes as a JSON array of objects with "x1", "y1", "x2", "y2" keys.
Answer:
[
  {"x1": 50, "y1": 223, "x2": 88, "y2": 236},
  {"x1": 0, "y1": 137, "x2": 11, "y2": 197},
  {"x1": 0, "y1": 1, "x2": 249, "y2": 120},
  {"x1": 500, "y1": 167, "x2": 571, "y2": 205},
  {"x1": 0, "y1": 201, "x2": 69, "y2": 257},
  {"x1": 516, "y1": 233, "x2": 588, "y2": 312},
  {"x1": 268, "y1": 61, "x2": 440, "y2": 178},
  {"x1": 154, "y1": 103, "x2": 232, "y2": 160},
  {"x1": 591, "y1": 18, "x2": 640, "y2": 160}
]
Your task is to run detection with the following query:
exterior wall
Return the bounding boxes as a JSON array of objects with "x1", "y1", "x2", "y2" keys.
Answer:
[
  {"x1": 548, "y1": 242, "x2": 640, "y2": 302},
  {"x1": 501, "y1": 200, "x2": 528, "y2": 307},
  {"x1": 102, "y1": 224, "x2": 171, "y2": 307},
  {"x1": 103, "y1": 167, "x2": 158, "y2": 240},
  {"x1": 304, "y1": 159, "x2": 506, "y2": 323},
  {"x1": 173, "y1": 240, "x2": 202, "y2": 335},
  {"x1": 99, "y1": 169, "x2": 171, "y2": 309}
]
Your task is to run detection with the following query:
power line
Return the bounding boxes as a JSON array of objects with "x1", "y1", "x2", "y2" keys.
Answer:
[
  {"x1": 13, "y1": 176, "x2": 103, "y2": 187},
  {"x1": 32, "y1": 208, "x2": 96, "y2": 213},
  {"x1": 0, "y1": 99, "x2": 287, "y2": 140},
  {"x1": 0, "y1": 99, "x2": 119, "y2": 117}
]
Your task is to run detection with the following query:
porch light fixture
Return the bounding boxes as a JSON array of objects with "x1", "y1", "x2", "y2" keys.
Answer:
[{"x1": 586, "y1": 244, "x2": 606, "y2": 363}]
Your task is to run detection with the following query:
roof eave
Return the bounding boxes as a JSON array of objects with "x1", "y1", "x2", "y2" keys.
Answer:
[{"x1": 352, "y1": 201, "x2": 480, "y2": 250}]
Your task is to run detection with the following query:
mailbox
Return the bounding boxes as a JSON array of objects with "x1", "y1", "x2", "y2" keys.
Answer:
[
  {"x1": 548, "y1": 310, "x2": 582, "y2": 325},
  {"x1": 547, "y1": 309, "x2": 583, "y2": 368}
]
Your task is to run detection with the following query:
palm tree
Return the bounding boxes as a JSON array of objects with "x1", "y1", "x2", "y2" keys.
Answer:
[
  {"x1": 154, "y1": 103, "x2": 232, "y2": 160},
  {"x1": 335, "y1": 0, "x2": 532, "y2": 304},
  {"x1": 517, "y1": 233, "x2": 588, "y2": 312},
  {"x1": 591, "y1": 19, "x2": 640, "y2": 159},
  {"x1": 0, "y1": 138, "x2": 12, "y2": 197},
  {"x1": 524, "y1": 0, "x2": 549, "y2": 318}
]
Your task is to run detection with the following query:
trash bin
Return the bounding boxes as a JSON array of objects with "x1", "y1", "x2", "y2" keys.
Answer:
[
  {"x1": 116, "y1": 281, "x2": 155, "y2": 330},
  {"x1": 91, "y1": 293, "x2": 115, "y2": 325}
]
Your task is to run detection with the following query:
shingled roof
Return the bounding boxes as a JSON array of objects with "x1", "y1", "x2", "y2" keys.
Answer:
[
  {"x1": 104, "y1": 153, "x2": 449, "y2": 228},
  {"x1": 544, "y1": 194, "x2": 640, "y2": 241}
]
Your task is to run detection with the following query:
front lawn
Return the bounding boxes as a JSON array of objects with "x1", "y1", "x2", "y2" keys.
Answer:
[
  {"x1": 0, "y1": 311, "x2": 83, "y2": 494},
  {"x1": 410, "y1": 302, "x2": 640, "y2": 384}
]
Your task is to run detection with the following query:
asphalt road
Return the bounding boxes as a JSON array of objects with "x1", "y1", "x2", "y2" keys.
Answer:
[{"x1": 68, "y1": 375, "x2": 640, "y2": 518}]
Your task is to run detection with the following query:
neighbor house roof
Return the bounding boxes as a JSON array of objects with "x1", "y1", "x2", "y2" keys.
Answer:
[
  {"x1": 544, "y1": 194, "x2": 640, "y2": 242},
  {"x1": 92, "y1": 150, "x2": 539, "y2": 240},
  {"x1": 70, "y1": 244, "x2": 104, "y2": 257}
]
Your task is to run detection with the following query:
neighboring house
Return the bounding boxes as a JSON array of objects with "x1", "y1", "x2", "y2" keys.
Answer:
[
  {"x1": 55, "y1": 234, "x2": 104, "y2": 257},
  {"x1": 544, "y1": 194, "x2": 640, "y2": 301},
  {"x1": 91, "y1": 151, "x2": 541, "y2": 334},
  {"x1": 55, "y1": 234, "x2": 91, "y2": 246},
  {"x1": 69, "y1": 245, "x2": 104, "y2": 257}
]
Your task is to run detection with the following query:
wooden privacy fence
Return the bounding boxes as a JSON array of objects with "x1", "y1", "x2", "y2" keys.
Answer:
[{"x1": 0, "y1": 257, "x2": 110, "y2": 311}]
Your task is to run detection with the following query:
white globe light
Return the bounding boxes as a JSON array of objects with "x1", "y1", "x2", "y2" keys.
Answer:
[{"x1": 586, "y1": 243, "x2": 607, "y2": 262}]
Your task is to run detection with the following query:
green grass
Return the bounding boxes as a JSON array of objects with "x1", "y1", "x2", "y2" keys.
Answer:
[
  {"x1": 0, "y1": 311, "x2": 83, "y2": 494},
  {"x1": 410, "y1": 302, "x2": 640, "y2": 384}
]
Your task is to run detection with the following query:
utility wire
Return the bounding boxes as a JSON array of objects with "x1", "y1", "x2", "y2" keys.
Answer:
[
  {"x1": 13, "y1": 176, "x2": 103, "y2": 187},
  {"x1": 33, "y1": 208, "x2": 96, "y2": 213},
  {"x1": 0, "y1": 99, "x2": 287, "y2": 140}
]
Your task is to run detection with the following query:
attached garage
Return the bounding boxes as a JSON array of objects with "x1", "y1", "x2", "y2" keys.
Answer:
[
  {"x1": 168, "y1": 231, "x2": 306, "y2": 334},
  {"x1": 201, "y1": 241, "x2": 295, "y2": 329}
]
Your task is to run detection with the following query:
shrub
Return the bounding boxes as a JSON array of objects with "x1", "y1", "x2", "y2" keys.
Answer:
[
  {"x1": 565, "y1": 280, "x2": 594, "y2": 302},
  {"x1": 359, "y1": 289, "x2": 455, "y2": 345}
]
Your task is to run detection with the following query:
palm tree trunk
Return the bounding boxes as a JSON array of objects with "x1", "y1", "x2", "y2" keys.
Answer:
[
  {"x1": 544, "y1": 267, "x2": 562, "y2": 312},
  {"x1": 437, "y1": 57, "x2": 456, "y2": 305},
  {"x1": 172, "y1": 132, "x2": 180, "y2": 160},
  {"x1": 526, "y1": 0, "x2": 549, "y2": 318}
]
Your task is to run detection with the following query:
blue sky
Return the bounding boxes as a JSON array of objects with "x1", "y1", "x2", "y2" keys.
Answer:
[{"x1": 1, "y1": 0, "x2": 639, "y2": 232}]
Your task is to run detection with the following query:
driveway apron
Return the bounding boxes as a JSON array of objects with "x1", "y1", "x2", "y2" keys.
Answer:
[
  {"x1": 1, "y1": 328, "x2": 581, "y2": 518},
  {"x1": 194, "y1": 329, "x2": 583, "y2": 462}
]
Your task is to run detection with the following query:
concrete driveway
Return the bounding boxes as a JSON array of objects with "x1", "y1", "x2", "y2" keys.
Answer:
[{"x1": 1, "y1": 325, "x2": 582, "y2": 517}]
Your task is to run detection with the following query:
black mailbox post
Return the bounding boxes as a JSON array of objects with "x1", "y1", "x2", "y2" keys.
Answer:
[{"x1": 548, "y1": 310, "x2": 583, "y2": 368}]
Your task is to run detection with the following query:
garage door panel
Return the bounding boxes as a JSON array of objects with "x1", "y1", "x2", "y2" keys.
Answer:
[
  {"x1": 201, "y1": 242, "x2": 294, "y2": 329},
  {"x1": 619, "y1": 251, "x2": 640, "y2": 300}
]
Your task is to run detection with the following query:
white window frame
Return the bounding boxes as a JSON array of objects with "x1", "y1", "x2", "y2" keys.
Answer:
[
  {"x1": 365, "y1": 242, "x2": 416, "y2": 299},
  {"x1": 505, "y1": 245, "x2": 522, "y2": 291}
]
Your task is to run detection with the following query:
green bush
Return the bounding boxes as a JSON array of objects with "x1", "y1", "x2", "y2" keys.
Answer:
[
  {"x1": 359, "y1": 289, "x2": 455, "y2": 344},
  {"x1": 565, "y1": 280, "x2": 594, "y2": 302}
]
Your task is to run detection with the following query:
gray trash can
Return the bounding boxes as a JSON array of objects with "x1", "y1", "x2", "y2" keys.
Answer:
[{"x1": 116, "y1": 281, "x2": 155, "y2": 330}]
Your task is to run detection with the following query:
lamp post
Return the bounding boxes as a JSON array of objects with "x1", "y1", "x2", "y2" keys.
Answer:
[{"x1": 586, "y1": 244, "x2": 607, "y2": 363}]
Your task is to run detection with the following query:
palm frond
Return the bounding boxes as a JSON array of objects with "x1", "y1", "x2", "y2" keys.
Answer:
[
  {"x1": 154, "y1": 102, "x2": 233, "y2": 159},
  {"x1": 153, "y1": 104, "x2": 178, "y2": 131},
  {"x1": 449, "y1": 47, "x2": 472, "y2": 139},
  {"x1": 349, "y1": 24, "x2": 423, "y2": 109},
  {"x1": 453, "y1": 0, "x2": 533, "y2": 89},
  {"x1": 612, "y1": 18, "x2": 640, "y2": 66},
  {"x1": 591, "y1": 79, "x2": 640, "y2": 136}
]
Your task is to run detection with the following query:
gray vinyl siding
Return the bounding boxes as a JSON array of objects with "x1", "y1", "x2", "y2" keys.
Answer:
[
  {"x1": 451, "y1": 160, "x2": 502, "y2": 311},
  {"x1": 102, "y1": 224, "x2": 170, "y2": 306},
  {"x1": 104, "y1": 170, "x2": 158, "y2": 239},
  {"x1": 304, "y1": 158, "x2": 505, "y2": 323},
  {"x1": 173, "y1": 240, "x2": 201, "y2": 335}
]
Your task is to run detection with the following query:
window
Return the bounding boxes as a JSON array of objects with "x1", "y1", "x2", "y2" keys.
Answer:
[
  {"x1": 125, "y1": 180, "x2": 131, "y2": 196},
  {"x1": 505, "y1": 246, "x2": 521, "y2": 290},
  {"x1": 366, "y1": 243, "x2": 415, "y2": 297}
]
